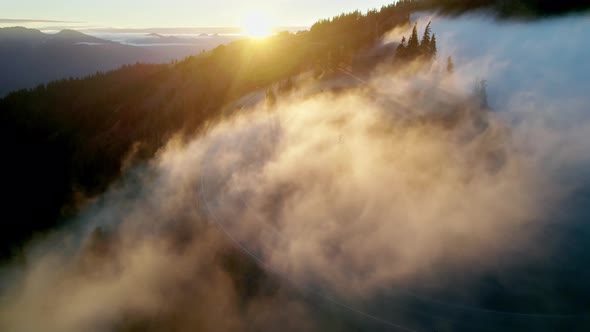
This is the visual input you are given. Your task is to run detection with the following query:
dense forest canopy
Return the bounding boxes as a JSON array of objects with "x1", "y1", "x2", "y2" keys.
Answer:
[{"x1": 425, "y1": 0, "x2": 590, "y2": 17}]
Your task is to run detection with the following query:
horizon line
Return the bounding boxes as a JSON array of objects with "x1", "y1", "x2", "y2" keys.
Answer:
[
  {"x1": 0, "y1": 25, "x2": 310, "y2": 33},
  {"x1": 0, "y1": 18, "x2": 84, "y2": 24}
]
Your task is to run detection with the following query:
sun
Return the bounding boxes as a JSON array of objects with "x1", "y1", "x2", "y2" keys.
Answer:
[{"x1": 241, "y1": 12, "x2": 275, "y2": 38}]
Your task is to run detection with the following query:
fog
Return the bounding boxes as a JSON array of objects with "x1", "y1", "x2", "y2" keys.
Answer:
[
  {"x1": 415, "y1": 13, "x2": 590, "y2": 114},
  {"x1": 1, "y1": 13, "x2": 590, "y2": 332}
]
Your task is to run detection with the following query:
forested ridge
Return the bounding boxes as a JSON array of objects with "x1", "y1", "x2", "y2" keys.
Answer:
[
  {"x1": 0, "y1": 1, "x2": 420, "y2": 258},
  {"x1": 422, "y1": 0, "x2": 590, "y2": 17}
]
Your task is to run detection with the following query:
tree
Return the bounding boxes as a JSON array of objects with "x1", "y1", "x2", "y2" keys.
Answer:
[
  {"x1": 396, "y1": 36, "x2": 407, "y2": 59},
  {"x1": 430, "y1": 33, "x2": 437, "y2": 58},
  {"x1": 446, "y1": 56, "x2": 454, "y2": 74},
  {"x1": 420, "y1": 21, "x2": 432, "y2": 56},
  {"x1": 407, "y1": 23, "x2": 419, "y2": 56},
  {"x1": 266, "y1": 87, "x2": 276, "y2": 105},
  {"x1": 474, "y1": 79, "x2": 489, "y2": 109},
  {"x1": 278, "y1": 78, "x2": 294, "y2": 95},
  {"x1": 395, "y1": 22, "x2": 438, "y2": 62}
]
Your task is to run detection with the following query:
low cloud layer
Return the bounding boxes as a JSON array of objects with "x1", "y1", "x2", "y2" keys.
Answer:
[
  {"x1": 0, "y1": 18, "x2": 83, "y2": 24},
  {"x1": 203, "y1": 85, "x2": 549, "y2": 296}
]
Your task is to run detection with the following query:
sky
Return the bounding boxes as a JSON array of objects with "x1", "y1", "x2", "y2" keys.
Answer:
[{"x1": 0, "y1": 0, "x2": 396, "y2": 28}]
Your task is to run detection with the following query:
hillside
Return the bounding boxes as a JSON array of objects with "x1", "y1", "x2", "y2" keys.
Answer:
[{"x1": 0, "y1": 1, "x2": 417, "y2": 258}]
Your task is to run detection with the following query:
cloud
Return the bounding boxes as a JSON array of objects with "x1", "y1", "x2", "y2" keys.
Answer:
[{"x1": 200, "y1": 76, "x2": 557, "y2": 298}]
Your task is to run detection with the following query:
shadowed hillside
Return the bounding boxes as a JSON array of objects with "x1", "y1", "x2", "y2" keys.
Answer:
[{"x1": 0, "y1": 1, "x2": 417, "y2": 258}]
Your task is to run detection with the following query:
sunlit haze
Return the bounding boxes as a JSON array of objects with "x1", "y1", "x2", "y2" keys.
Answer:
[
  {"x1": 1, "y1": 0, "x2": 396, "y2": 29},
  {"x1": 241, "y1": 11, "x2": 275, "y2": 37}
]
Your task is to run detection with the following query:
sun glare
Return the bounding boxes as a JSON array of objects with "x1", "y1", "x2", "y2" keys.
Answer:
[{"x1": 241, "y1": 12, "x2": 274, "y2": 38}]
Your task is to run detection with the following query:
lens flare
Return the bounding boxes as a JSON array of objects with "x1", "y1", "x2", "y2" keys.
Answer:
[{"x1": 241, "y1": 11, "x2": 274, "y2": 38}]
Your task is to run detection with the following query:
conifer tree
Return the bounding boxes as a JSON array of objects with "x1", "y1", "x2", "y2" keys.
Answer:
[
  {"x1": 420, "y1": 21, "x2": 432, "y2": 55},
  {"x1": 479, "y1": 79, "x2": 489, "y2": 109},
  {"x1": 396, "y1": 36, "x2": 407, "y2": 59},
  {"x1": 407, "y1": 23, "x2": 419, "y2": 56},
  {"x1": 446, "y1": 56, "x2": 454, "y2": 74},
  {"x1": 266, "y1": 87, "x2": 276, "y2": 105},
  {"x1": 430, "y1": 33, "x2": 437, "y2": 58}
]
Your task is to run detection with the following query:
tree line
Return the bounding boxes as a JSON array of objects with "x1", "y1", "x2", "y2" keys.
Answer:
[{"x1": 395, "y1": 21, "x2": 437, "y2": 62}]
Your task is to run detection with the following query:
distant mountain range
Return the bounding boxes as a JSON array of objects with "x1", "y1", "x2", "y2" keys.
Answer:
[{"x1": 0, "y1": 27, "x2": 237, "y2": 96}]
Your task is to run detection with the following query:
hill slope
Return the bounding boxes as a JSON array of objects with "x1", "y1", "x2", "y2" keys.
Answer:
[{"x1": 0, "y1": 2, "x2": 417, "y2": 257}]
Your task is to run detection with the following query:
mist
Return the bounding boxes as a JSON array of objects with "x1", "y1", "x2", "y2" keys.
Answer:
[{"x1": 2, "y1": 12, "x2": 590, "y2": 332}]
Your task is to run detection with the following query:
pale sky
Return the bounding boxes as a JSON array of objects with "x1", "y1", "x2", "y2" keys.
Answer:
[{"x1": 1, "y1": 0, "x2": 397, "y2": 28}]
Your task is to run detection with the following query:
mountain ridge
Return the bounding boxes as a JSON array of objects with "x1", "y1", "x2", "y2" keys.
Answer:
[{"x1": 0, "y1": 27, "x2": 237, "y2": 96}]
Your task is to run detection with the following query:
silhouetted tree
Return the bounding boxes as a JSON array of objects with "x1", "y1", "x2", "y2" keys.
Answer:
[
  {"x1": 446, "y1": 56, "x2": 454, "y2": 74},
  {"x1": 395, "y1": 21, "x2": 438, "y2": 63},
  {"x1": 430, "y1": 33, "x2": 437, "y2": 58},
  {"x1": 420, "y1": 21, "x2": 432, "y2": 56},
  {"x1": 396, "y1": 36, "x2": 407, "y2": 59},
  {"x1": 407, "y1": 23, "x2": 420, "y2": 56},
  {"x1": 475, "y1": 79, "x2": 489, "y2": 109},
  {"x1": 278, "y1": 77, "x2": 294, "y2": 95},
  {"x1": 266, "y1": 87, "x2": 276, "y2": 105}
]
